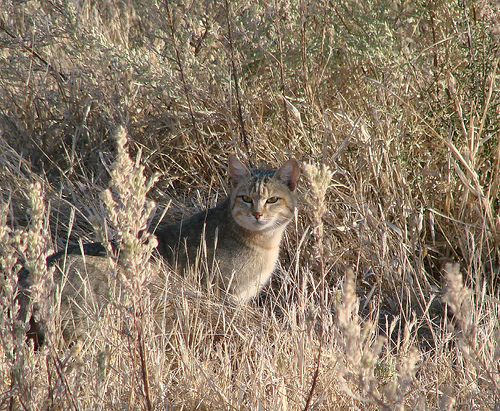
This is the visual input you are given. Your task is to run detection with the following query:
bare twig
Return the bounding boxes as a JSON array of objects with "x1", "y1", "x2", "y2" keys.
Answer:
[
  {"x1": 0, "y1": 19, "x2": 67, "y2": 81},
  {"x1": 303, "y1": 341, "x2": 322, "y2": 411},
  {"x1": 138, "y1": 326, "x2": 152, "y2": 411},
  {"x1": 274, "y1": 1, "x2": 290, "y2": 141},
  {"x1": 223, "y1": 0, "x2": 253, "y2": 167},
  {"x1": 164, "y1": 1, "x2": 202, "y2": 147}
]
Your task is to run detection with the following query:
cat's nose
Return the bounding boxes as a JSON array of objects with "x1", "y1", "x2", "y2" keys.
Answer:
[{"x1": 252, "y1": 211, "x2": 262, "y2": 220}]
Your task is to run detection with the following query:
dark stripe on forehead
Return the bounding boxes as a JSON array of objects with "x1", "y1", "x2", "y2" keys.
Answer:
[
  {"x1": 250, "y1": 176, "x2": 274, "y2": 195},
  {"x1": 250, "y1": 168, "x2": 276, "y2": 178}
]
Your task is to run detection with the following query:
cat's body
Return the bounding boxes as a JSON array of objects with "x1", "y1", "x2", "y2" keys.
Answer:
[{"x1": 18, "y1": 156, "x2": 299, "y2": 343}]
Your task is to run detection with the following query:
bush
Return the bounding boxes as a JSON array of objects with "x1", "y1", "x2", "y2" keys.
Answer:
[{"x1": 1, "y1": 0, "x2": 499, "y2": 408}]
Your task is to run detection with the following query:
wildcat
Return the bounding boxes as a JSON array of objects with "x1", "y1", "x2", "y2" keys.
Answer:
[
  {"x1": 156, "y1": 155, "x2": 300, "y2": 301},
  {"x1": 17, "y1": 155, "x2": 300, "y2": 344}
]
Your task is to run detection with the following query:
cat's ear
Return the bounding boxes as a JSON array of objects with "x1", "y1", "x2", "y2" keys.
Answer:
[
  {"x1": 275, "y1": 159, "x2": 300, "y2": 191},
  {"x1": 228, "y1": 155, "x2": 251, "y2": 187}
]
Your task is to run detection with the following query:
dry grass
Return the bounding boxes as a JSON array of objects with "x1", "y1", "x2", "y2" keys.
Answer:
[{"x1": 1, "y1": 0, "x2": 500, "y2": 409}]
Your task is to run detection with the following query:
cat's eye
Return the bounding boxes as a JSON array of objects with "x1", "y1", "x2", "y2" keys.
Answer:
[
  {"x1": 266, "y1": 197, "x2": 279, "y2": 204},
  {"x1": 241, "y1": 195, "x2": 253, "y2": 203}
]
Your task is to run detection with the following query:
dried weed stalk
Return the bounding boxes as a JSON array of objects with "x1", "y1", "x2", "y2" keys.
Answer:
[
  {"x1": 99, "y1": 125, "x2": 159, "y2": 410},
  {"x1": 302, "y1": 162, "x2": 333, "y2": 410},
  {"x1": 442, "y1": 262, "x2": 500, "y2": 404},
  {"x1": 304, "y1": 162, "x2": 333, "y2": 307},
  {"x1": 335, "y1": 267, "x2": 419, "y2": 409},
  {"x1": 0, "y1": 182, "x2": 55, "y2": 407}
]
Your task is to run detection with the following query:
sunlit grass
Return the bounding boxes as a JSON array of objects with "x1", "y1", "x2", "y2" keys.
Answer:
[{"x1": 1, "y1": 0, "x2": 500, "y2": 408}]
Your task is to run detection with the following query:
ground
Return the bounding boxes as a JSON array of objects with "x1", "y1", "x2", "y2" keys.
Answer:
[{"x1": 1, "y1": 1, "x2": 500, "y2": 409}]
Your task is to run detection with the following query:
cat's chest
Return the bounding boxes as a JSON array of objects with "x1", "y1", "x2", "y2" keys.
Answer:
[
  {"x1": 229, "y1": 242, "x2": 281, "y2": 301},
  {"x1": 253, "y1": 245, "x2": 280, "y2": 273},
  {"x1": 258, "y1": 245, "x2": 280, "y2": 282}
]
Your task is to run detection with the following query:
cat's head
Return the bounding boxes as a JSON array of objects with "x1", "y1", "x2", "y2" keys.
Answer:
[{"x1": 228, "y1": 156, "x2": 300, "y2": 232}]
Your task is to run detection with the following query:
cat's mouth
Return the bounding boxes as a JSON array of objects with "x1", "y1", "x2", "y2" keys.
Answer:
[
  {"x1": 249, "y1": 217, "x2": 269, "y2": 227},
  {"x1": 247, "y1": 215, "x2": 286, "y2": 231},
  {"x1": 253, "y1": 218, "x2": 268, "y2": 226},
  {"x1": 234, "y1": 215, "x2": 273, "y2": 231}
]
